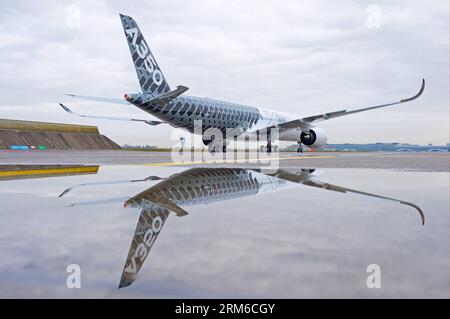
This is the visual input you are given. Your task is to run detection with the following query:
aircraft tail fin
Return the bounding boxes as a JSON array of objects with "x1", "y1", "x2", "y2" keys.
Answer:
[
  {"x1": 119, "y1": 207, "x2": 170, "y2": 288},
  {"x1": 119, "y1": 14, "x2": 171, "y2": 95}
]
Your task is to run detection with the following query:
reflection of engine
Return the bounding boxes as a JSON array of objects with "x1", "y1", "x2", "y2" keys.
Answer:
[
  {"x1": 202, "y1": 136, "x2": 212, "y2": 146},
  {"x1": 300, "y1": 128, "x2": 328, "y2": 148}
]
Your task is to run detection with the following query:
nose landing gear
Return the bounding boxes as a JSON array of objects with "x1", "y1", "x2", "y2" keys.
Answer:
[{"x1": 204, "y1": 134, "x2": 228, "y2": 155}]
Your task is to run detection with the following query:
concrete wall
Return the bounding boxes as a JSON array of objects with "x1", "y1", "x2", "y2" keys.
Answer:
[{"x1": 0, "y1": 119, "x2": 120, "y2": 150}]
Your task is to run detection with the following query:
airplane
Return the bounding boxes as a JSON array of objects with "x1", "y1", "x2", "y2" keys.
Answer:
[
  {"x1": 59, "y1": 14, "x2": 425, "y2": 153},
  {"x1": 60, "y1": 167, "x2": 425, "y2": 288}
]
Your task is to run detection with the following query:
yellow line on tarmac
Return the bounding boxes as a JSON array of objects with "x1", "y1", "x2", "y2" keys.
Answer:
[
  {"x1": 0, "y1": 166, "x2": 99, "y2": 177},
  {"x1": 144, "y1": 155, "x2": 336, "y2": 167}
]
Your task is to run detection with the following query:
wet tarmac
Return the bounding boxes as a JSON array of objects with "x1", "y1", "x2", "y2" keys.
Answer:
[
  {"x1": 0, "y1": 163, "x2": 448, "y2": 298},
  {"x1": 0, "y1": 150, "x2": 448, "y2": 171}
]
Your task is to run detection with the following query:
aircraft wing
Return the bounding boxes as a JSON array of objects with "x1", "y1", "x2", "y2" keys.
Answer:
[
  {"x1": 300, "y1": 179, "x2": 425, "y2": 225},
  {"x1": 270, "y1": 79, "x2": 425, "y2": 131},
  {"x1": 265, "y1": 169, "x2": 425, "y2": 225},
  {"x1": 59, "y1": 103, "x2": 165, "y2": 126},
  {"x1": 58, "y1": 175, "x2": 165, "y2": 198}
]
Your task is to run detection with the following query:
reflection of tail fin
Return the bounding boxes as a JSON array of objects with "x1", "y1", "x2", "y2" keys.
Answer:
[
  {"x1": 119, "y1": 206, "x2": 170, "y2": 288},
  {"x1": 119, "y1": 14, "x2": 171, "y2": 95}
]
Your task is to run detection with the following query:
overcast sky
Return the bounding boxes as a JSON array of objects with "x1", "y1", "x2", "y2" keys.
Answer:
[{"x1": 0, "y1": 0, "x2": 448, "y2": 146}]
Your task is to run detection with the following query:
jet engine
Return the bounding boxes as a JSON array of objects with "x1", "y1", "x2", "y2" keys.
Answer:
[{"x1": 300, "y1": 128, "x2": 328, "y2": 148}]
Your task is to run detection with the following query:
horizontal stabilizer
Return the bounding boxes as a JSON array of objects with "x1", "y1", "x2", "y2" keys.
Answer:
[{"x1": 147, "y1": 85, "x2": 189, "y2": 105}]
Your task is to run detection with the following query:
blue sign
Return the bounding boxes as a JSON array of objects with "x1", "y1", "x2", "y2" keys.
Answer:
[{"x1": 10, "y1": 145, "x2": 30, "y2": 150}]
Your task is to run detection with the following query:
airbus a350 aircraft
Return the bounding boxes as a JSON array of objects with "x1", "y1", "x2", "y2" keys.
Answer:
[{"x1": 60, "y1": 14, "x2": 425, "y2": 153}]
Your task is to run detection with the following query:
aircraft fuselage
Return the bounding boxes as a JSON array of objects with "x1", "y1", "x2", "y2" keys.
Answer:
[{"x1": 127, "y1": 93, "x2": 298, "y2": 140}]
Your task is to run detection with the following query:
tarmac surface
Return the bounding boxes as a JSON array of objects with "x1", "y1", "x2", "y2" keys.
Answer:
[
  {"x1": 0, "y1": 150, "x2": 448, "y2": 298},
  {"x1": 0, "y1": 150, "x2": 448, "y2": 171}
]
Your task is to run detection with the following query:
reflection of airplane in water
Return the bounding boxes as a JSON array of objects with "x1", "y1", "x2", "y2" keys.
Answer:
[{"x1": 60, "y1": 167, "x2": 425, "y2": 288}]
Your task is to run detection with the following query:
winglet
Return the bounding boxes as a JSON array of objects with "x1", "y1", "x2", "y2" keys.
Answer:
[
  {"x1": 401, "y1": 201, "x2": 425, "y2": 225},
  {"x1": 401, "y1": 78, "x2": 425, "y2": 103},
  {"x1": 59, "y1": 103, "x2": 73, "y2": 114},
  {"x1": 58, "y1": 187, "x2": 73, "y2": 198}
]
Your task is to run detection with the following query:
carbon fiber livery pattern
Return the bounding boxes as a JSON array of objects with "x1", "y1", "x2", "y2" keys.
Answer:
[
  {"x1": 120, "y1": 14, "x2": 269, "y2": 137},
  {"x1": 138, "y1": 95, "x2": 263, "y2": 135},
  {"x1": 118, "y1": 205, "x2": 170, "y2": 288},
  {"x1": 120, "y1": 14, "x2": 171, "y2": 95},
  {"x1": 61, "y1": 14, "x2": 424, "y2": 150},
  {"x1": 114, "y1": 167, "x2": 423, "y2": 288},
  {"x1": 125, "y1": 168, "x2": 283, "y2": 208},
  {"x1": 119, "y1": 168, "x2": 286, "y2": 288}
]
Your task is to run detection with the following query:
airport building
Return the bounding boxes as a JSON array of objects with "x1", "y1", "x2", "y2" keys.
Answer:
[{"x1": 285, "y1": 142, "x2": 449, "y2": 152}]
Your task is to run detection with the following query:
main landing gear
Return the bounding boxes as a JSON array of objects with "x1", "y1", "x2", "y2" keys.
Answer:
[
  {"x1": 204, "y1": 135, "x2": 227, "y2": 154},
  {"x1": 297, "y1": 140, "x2": 303, "y2": 153},
  {"x1": 263, "y1": 128, "x2": 278, "y2": 154},
  {"x1": 208, "y1": 145, "x2": 227, "y2": 154}
]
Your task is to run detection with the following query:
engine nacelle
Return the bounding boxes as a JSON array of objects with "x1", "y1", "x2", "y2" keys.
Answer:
[{"x1": 300, "y1": 128, "x2": 328, "y2": 148}]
